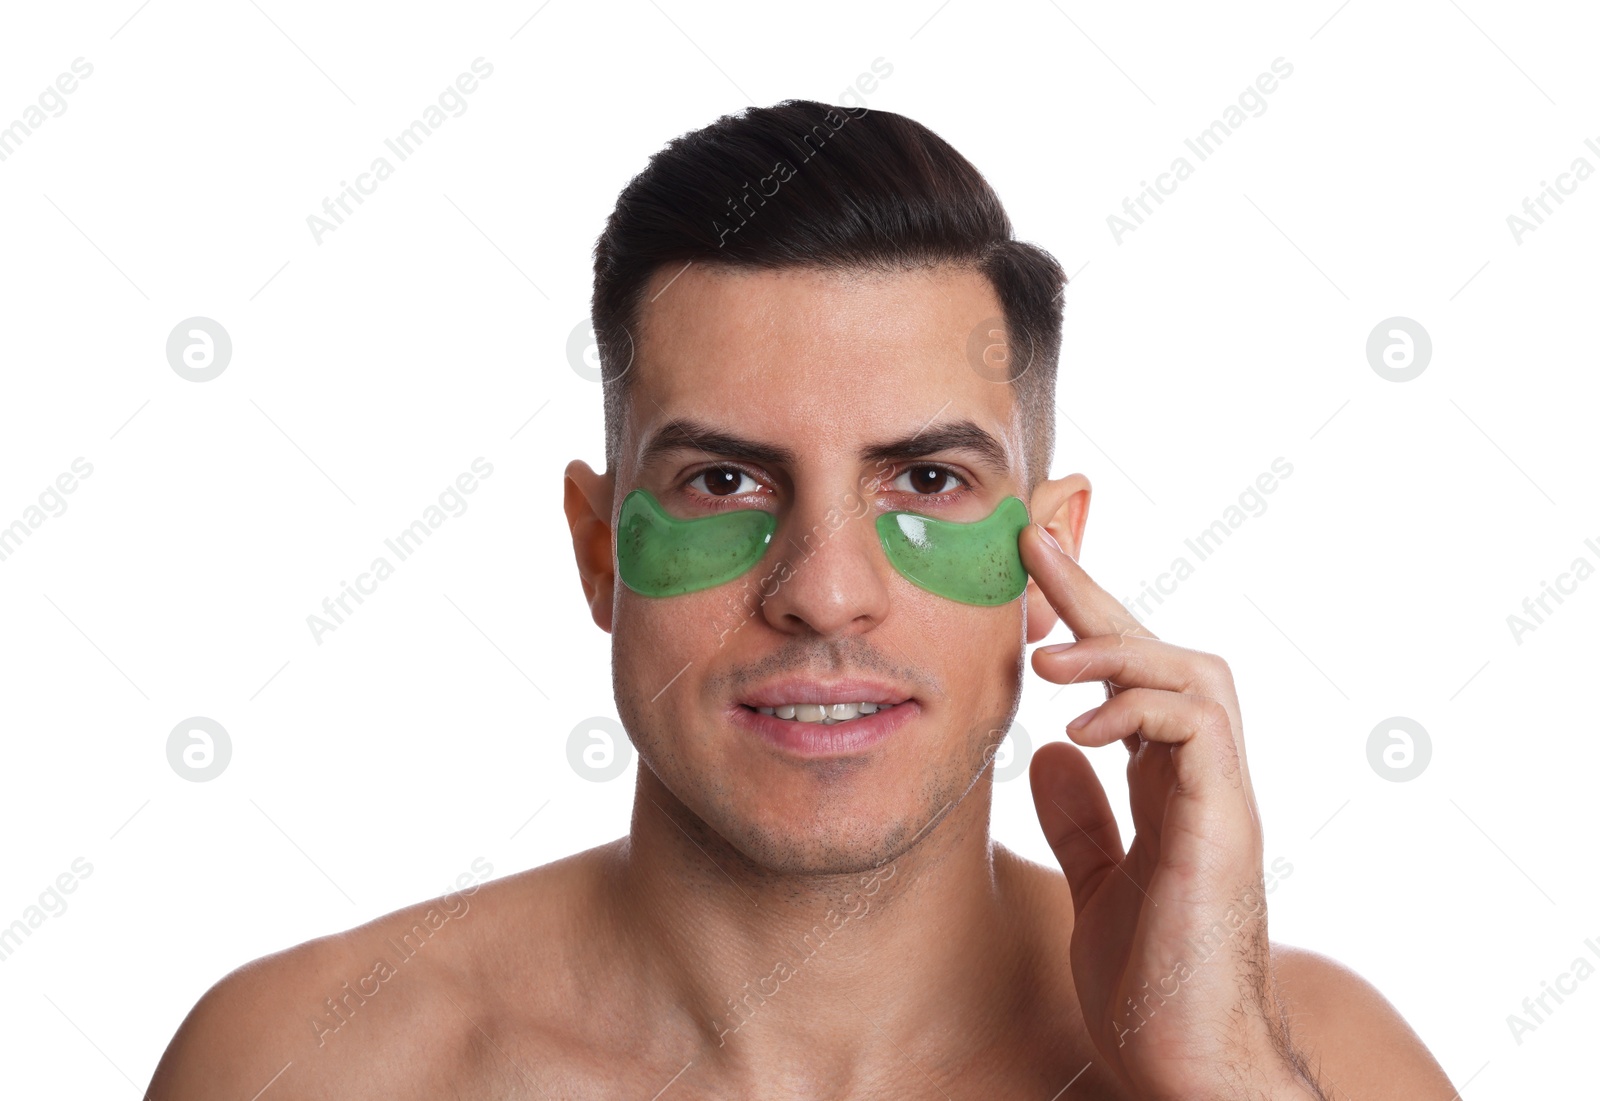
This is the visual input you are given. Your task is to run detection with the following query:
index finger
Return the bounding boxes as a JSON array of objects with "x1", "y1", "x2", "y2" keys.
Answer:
[{"x1": 1019, "y1": 522, "x2": 1157, "y2": 645}]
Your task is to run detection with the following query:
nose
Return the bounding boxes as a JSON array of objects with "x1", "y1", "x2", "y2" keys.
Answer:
[{"x1": 754, "y1": 489, "x2": 891, "y2": 638}]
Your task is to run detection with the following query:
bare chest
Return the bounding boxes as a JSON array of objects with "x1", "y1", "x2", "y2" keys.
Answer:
[{"x1": 431, "y1": 1019, "x2": 1127, "y2": 1101}]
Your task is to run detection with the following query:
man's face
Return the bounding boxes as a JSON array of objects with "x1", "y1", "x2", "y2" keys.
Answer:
[{"x1": 607, "y1": 263, "x2": 1036, "y2": 876}]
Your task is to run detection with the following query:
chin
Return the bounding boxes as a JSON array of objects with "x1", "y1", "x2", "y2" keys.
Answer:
[
  {"x1": 716, "y1": 796, "x2": 931, "y2": 878},
  {"x1": 731, "y1": 833, "x2": 903, "y2": 878}
]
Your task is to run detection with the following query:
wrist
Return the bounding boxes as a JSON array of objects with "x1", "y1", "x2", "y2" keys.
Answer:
[
  {"x1": 1238, "y1": 1056, "x2": 1327, "y2": 1101},
  {"x1": 1150, "y1": 1065, "x2": 1323, "y2": 1101},
  {"x1": 1172, "y1": 1046, "x2": 1326, "y2": 1101},
  {"x1": 1235, "y1": 994, "x2": 1329, "y2": 1101}
]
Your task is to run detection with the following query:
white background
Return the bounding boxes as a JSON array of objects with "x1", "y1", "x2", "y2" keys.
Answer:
[{"x1": 1, "y1": 0, "x2": 1595, "y2": 1095}]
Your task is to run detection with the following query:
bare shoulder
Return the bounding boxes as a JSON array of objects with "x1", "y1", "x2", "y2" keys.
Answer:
[
  {"x1": 993, "y1": 847, "x2": 1457, "y2": 1099},
  {"x1": 146, "y1": 842, "x2": 623, "y2": 1101},
  {"x1": 1270, "y1": 942, "x2": 1457, "y2": 1099}
]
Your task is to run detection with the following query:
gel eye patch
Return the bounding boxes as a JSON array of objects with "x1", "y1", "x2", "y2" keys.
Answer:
[
  {"x1": 875, "y1": 495, "x2": 1030, "y2": 606},
  {"x1": 615, "y1": 488, "x2": 778, "y2": 597},
  {"x1": 615, "y1": 488, "x2": 1030, "y2": 605}
]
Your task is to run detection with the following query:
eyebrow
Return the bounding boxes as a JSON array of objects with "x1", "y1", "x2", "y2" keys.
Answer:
[
  {"x1": 640, "y1": 418, "x2": 795, "y2": 470},
  {"x1": 638, "y1": 416, "x2": 1012, "y2": 478},
  {"x1": 862, "y1": 420, "x2": 1012, "y2": 477}
]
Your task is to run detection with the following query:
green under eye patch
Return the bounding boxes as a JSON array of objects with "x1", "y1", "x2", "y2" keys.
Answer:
[
  {"x1": 615, "y1": 488, "x2": 777, "y2": 597},
  {"x1": 615, "y1": 488, "x2": 1030, "y2": 605},
  {"x1": 875, "y1": 495, "x2": 1030, "y2": 606}
]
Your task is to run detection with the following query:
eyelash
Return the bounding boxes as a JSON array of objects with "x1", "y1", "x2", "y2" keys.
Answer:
[
  {"x1": 679, "y1": 468, "x2": 763, "y2": 507},
  {"x1": 681, "y1": 464, "x2": 972, "y2": 507},
  {"x1": 883, "y1": 465, "x2": 972, "y2": 502}
]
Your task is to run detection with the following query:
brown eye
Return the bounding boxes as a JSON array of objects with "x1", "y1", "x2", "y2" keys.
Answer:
[
  {"x1": 894, "y1": 465, "x2": 963, "y2": 495},
  {"x1": 690, "y1": 467, "x2": 756, "y2": 497}
]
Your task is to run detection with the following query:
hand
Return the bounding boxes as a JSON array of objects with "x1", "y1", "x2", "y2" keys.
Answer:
[{"x1": 1019, "y1": 524, "x2": 1323, "y2": 1101}]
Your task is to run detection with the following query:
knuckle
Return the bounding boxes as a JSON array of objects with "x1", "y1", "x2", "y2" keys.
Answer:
[
  {"x1": 1178, "y1": 648, "x2": 1230, "y2": 692},
  {"x1": 1196, "y1": 701, "x2": 1243, "y2": 780},
  {"x1": 1196, "y1": 695, "x2": 1231, "y2": 737}
]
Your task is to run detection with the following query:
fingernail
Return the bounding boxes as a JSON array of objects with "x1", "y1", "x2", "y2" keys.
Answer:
[
  {"x1": 1038, "y1": 641, "x2": 1075, "y2": 654},
  {"x1": 1034, "y1": 523, "x2": 1062, "y2": 554},
  {"x1": 1066, "y1": 707, "x2": 1096, "y2": 731}
]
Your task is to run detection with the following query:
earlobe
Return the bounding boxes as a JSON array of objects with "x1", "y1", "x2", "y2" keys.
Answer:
[
  {"x1": 1023, "y1": 473, "x2": 1092, "y2": 644},
  {"x1": 563, "y1": 459, "x2": 616, "y2": 633}
]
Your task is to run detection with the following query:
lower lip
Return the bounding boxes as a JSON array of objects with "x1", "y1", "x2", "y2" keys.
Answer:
[{"x1": 730, "y1": 701, "x2": 920, "y2": 759}]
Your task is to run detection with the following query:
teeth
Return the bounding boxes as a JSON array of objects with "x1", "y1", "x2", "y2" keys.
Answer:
[{"x1": 756, "y1": 702, "x2": 897, "y2": 724}]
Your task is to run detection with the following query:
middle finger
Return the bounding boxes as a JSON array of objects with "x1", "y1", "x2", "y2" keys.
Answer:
[{"x1": 1031, "y1": 633, "x2": 1228, "y2": 700}]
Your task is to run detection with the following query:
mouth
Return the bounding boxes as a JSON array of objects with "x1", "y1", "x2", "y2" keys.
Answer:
[
  {"x1": 730, "y1": 679, "x2": 920, "y2": 758},
  {"x1": 740, "y1": 700, "x2": 909, "y2": 725},
  {"x1": 735, "y1": 678, "x2": 914, "y2": 721}
]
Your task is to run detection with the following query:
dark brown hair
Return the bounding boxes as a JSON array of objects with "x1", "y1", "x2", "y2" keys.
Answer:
[{"x1": 591, "y1": 98, "x2": 1067, "y2": 488}]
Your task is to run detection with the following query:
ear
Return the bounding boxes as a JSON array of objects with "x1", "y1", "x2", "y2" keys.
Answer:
[
  {"x1": 1023, "y1": 472, "x2": 1091, "y2": 644},
  {"x1": 564, "y1": 459, "x2": 616, "y2": 634}
]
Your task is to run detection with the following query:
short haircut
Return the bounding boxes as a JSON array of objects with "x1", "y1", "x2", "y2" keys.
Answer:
[{"x1": 591, "y1": 98, "x2": 1067, "y2": 488}]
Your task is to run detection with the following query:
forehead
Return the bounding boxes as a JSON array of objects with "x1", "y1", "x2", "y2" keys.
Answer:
[{"x1": 626, "y1": 263, "x2": 1019, "y2": 473}]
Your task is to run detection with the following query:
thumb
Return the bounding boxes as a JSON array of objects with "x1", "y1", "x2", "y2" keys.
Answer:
[{"x1": 1029, "y1": 740, "x2": 1125, "y2": 914}]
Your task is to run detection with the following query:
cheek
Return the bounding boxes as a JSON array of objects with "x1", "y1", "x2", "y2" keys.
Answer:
[
  {"x1": 940, "y1": 607, "x2": 1027, "y2": 729},
  {"x1": 614, "y1": 590, "x2": 719, "y2": 677},
  {"x1": 904, "y1": 590, "x2": 1024, "y2": 682},
  {"x1": 612, "y1": 586, "x2": 752, "y2": 754},
  {"x1": 959, "y1": 622, "x2": 1025, "y2": 709}
]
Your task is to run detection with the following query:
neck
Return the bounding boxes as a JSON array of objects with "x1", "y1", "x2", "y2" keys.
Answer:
[{"x1": 604, "y1": 765, "x2": 1039, "y2": 1088}]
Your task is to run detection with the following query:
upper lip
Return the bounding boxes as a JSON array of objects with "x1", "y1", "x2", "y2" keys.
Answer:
[{"x1": 737, "y1": 677, "x2": 915, "y2": 709}]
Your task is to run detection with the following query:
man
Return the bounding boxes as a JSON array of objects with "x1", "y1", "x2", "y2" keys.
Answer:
[{"x1": 150, "y1": 100, "x2": 1454, "y2": 1099}]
